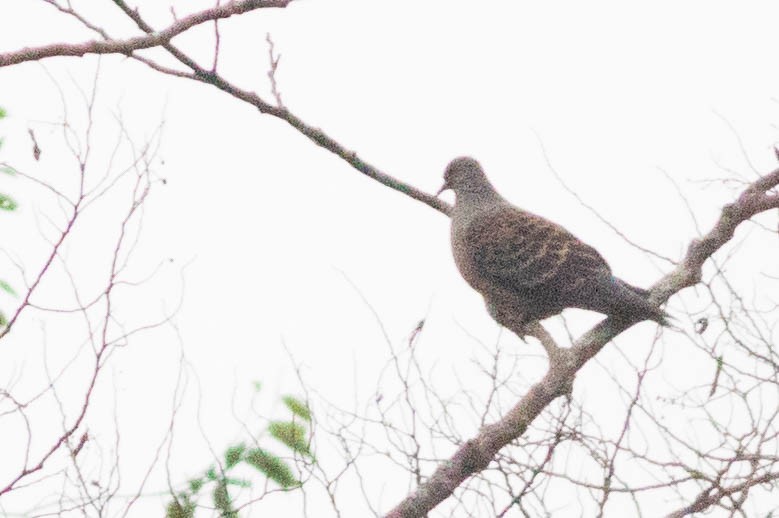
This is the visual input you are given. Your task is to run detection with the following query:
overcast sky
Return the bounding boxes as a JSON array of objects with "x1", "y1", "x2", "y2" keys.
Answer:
[{"x1": 2, "y1": 1, "x2": 779, "y2": 516}]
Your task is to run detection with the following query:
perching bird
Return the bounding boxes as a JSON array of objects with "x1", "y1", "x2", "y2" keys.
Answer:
[{"x1": 437, "y1": 156, "x2": 668, "y2": 330}]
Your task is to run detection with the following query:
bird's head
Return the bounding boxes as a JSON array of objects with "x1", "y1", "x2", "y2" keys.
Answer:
[{"x1": 436, "y1": 156, "x2": 491, "y2": 197}]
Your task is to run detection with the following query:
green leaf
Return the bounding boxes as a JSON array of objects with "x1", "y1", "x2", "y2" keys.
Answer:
[
  {"x1": 212, "y1": 480, "x2": 236, "y2": 518},
  {"x1": 224, "y1": 443, "x2": 245, "y2": 469},
  {"x1": 205, "y1": 466, "x2": 217, "y2": 481},
  {"x1": 165, "y1": 494, "x2": 195, "y2": 518},
  {"x1": 244, "y1": 448, "x2": 298, "y2": 488},
  {"x1": 282, "y1": 395, "x2": 312, "y2": 422},
  {"x1": 0, "y1": 312, "x2": 7, "y2": 327},
  {"x1": 0, "y1": 107, "x2": 6, "y2": 119},
  {"x1": 188, "y1": 478, "x2": 204, "y2": 493},
  {"x1": 252, "y1": 380, "x2": 262, "y2": 392},
  {"x1": 0, "y1": 166, "x2": 17, "y2": 176},
  {"x1": 0, "y1": 194, "x2": 17, "y2": 211},
  {"x1": 224, "y1": 477, "x2": 251, "y2": 488},
  {"x1": 686, "y1": 468, "x2": 705, "y2": 480},
  {"x1": 0, "y1": 280, "x2": 17, "y2": 297},
  {"x1": 268, "y1": 421, "x2": 312, "y2": 459}
]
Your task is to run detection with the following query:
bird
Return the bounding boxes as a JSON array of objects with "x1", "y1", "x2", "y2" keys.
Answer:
[{"x1": 437, "y1": 156, "x2": 668, "y2": 332}]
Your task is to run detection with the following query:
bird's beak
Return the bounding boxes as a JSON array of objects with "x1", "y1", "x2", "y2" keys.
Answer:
[{"x1": 435, "y1": 181, "x2": 449, "y2": 197}]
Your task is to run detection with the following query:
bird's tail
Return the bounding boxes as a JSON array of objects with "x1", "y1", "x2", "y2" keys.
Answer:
[{"x1": 611, "y1": 278, "x2": 671, "y2": 326}]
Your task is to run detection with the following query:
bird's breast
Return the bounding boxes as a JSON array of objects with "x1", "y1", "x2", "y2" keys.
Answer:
[{"x1": 450, "y1": 213, "x2": 487, "y2": 291}]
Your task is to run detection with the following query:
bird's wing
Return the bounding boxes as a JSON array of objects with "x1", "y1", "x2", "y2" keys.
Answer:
[{"x1": 465, "y1": 205, "x2": 611, "y2": 290}]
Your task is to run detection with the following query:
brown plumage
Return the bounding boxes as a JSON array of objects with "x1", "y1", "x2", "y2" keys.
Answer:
[{"x1": 438, "y1": 156, "x2": 668, "y2": 328}]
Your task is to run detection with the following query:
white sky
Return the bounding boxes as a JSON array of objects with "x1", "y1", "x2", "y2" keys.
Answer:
[{"x1": 2, "y1": 1, "x2": 779, "y2": 516}]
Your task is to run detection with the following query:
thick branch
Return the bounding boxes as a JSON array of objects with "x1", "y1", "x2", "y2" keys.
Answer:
[
  {"x1": 84, "y1": 7, "x2": 779, "y2": 514},
  {"x1": 6, "y1": 1, "x2": 447, "y2": 214},
  {"x1": 105, "y1": 0, "x2": 450, "y2": 215},
  {"x1": 8, "y1": 4, "x2": 779, "y2": 514},
  {"x1": 0, "y1": 0, "x2": 291, "y2": 67},
  {"x1": 386, "y1": 169, "x2": 779, "y2": 517},
  {"x1": 651, "y1": 167, "x2": 779, "y2": 304},
  {"x1": 665, "y1": 470, "x2": 779, "y2": 518}
]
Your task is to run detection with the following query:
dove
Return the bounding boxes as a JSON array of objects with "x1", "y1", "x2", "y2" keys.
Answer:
[{"x1": 438, "y1": 156, "x2": 668, "y2": 331}]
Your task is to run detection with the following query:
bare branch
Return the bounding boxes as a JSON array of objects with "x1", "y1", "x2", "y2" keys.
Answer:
[
  {"x1": 0, "y1": 0, "x2": 292, "y2": 67},
  {"x1": 101, "y1": 0, "x2": 451, "y2": 215},
  {"x1": 266, "y1": 33, "x2": 284, "y2": 108},
  {"x1": 665, "y1": 470, "x2": 779, "y2": 518},
  {"x1": 6, "y1": 4, "x2": 779, "y2": 515},
  {"x1": 385, "y1": 166, "x2": 779, "y2": 517}
]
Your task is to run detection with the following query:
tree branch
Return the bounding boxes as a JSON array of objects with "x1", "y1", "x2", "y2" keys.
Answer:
[
  {"x1": 665, "y1": 470, "x2": 779, "y2": 518},
  {"x1": 386, "y1": 167, "x2": 779, "y2": 517},
  {"x1": 0, "y1": 0, "x2": 292, "y2": 67},
  {"x1": 7, "y1": 4, "x2": 779, "y2": 514},
  {"x1": 106, "y1": 0, "x2": 451, "y2": 215},
  {"x1": 1, "y1": 0, "x2": 449, "y2": 214}
]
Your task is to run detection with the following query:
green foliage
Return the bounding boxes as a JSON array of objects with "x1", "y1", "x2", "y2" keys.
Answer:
[
  {"x1": 188, "y1": 478, "x2": 204, "y2": 493},
  {"x1": 165, "y1": 388, "x2": 313, "y2": 515},
  {"x1": 224, "y1": 477, "x2": 251, "y2": 488},
  {"x1": 0, "y1": 280, "x2": 16, "y2": 298},
  {"x1": 0, "y1": 194, "x2": 17, "y2": 211},
  {"x1": 282, "y1": 395, "x2": 311, "y2": 422},
  {"x1": 212, "y1": 481, "x2": 237, "y2": 518},
  {"x1": 269, "y1": 421, "x2": 312, "y2": 459},
  {"x1": 244, "y1": 447, "x2": 298, "y2": 489},
  {"x1": 224, "y1": 443, "x2": 245, "y2": 469},
  {"x1": 165, "y1": 494, "x2": 195, "y2": 518},
  {"x1": 686, "y1": 468, "x2": 705, "y2": 480},
  {"x1": 0, "y1": 104, "x2": 14, "y2": 329}
]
